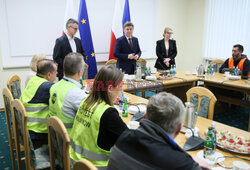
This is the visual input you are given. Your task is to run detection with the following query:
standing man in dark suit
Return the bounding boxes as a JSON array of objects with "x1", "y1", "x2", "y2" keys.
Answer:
[
  {"x1": 114, "y1": 22, "x2": 141, "y2": 74},
  {"x1": 53, "y1": 18, "x2": 86, "y2": 80}
]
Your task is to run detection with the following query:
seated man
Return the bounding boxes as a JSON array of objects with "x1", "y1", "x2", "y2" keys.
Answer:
[
  {"x1": 108, "y1": 92, "x2": 210, "y2": 170},
  {"x1": 114, "y1": 21, "x2": 141, "y2": 74},
  {"x1": 20, "y1": 59, "x2": 57, "y2": 148},
  {"x1": 49, "y1": 52, "x2": 87, "y2": 135},
  {"x1": 219, "y1": 44, "x2": 250, "y2": 79}
]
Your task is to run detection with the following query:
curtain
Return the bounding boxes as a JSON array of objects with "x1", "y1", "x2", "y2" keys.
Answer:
[{"x1": 203, "y1": 0, "x2": 250, "y2": 60}]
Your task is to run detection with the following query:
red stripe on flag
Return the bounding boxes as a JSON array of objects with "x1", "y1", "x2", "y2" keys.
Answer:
[{"x1": 108, "y1": 30, "x2": 117, "y2": 60}]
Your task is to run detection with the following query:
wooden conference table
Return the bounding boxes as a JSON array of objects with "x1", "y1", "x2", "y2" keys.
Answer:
[
  {"x1": 83, "y1": 70, "x2": 250, "y2": 130},
  {"x1": 121, "y1": 92, "x2": 250, "y2": 168}
]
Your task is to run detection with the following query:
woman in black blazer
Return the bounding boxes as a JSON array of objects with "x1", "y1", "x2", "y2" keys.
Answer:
[{"x1": 154, "y1": 27, "x2": 177, "y2": 70}]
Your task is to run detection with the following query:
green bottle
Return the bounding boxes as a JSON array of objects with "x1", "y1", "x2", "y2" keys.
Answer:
[
  {"x1": 232, "y1": 66, "x2": 236, "y2": 75},
  {"x1": 204, "y1": 127, "x2": 214, "y2": 159},
  {"x1": 144, "y1": 67, "x2": 148, "y2": 77},
  {"x1": 80, "y1": 78, "x2": 83, "y2": 89},
  {"x1": 122, "y1": 98, "x2": 128, "y2": 117},
  {"x1": 170, "y1": 65, "x2": 173, "y2": 75},
  {"x1": 207, "y1": 66, "x2": 210, "y2": 75}
]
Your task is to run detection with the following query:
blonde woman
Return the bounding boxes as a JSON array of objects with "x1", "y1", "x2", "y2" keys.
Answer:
[
  {"x1": 25, "y1": 54, "x2": 46, "y2": 86},
  {"x1": 155, "y1": 27, "x2": 177, "y2": 70}
]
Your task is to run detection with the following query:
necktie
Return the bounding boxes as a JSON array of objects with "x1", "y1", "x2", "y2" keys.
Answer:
[{"x1": 128, "y1": 38, "x2": 133, "y2": 50}]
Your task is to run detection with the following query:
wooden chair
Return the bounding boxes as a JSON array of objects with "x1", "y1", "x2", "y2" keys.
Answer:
[
  {"x1": 2, "y1": 88, "x2": 17, "y2": 170},
  {"x1": 82, "y1": 63, "x2": 89, "y2": 80},
  {"x1": 12, "y1": 99, "x2": 50, "y2": 170},
  {"x1": 47, "y1": 116, "x2": 71, "y2": 170},
  {"x1": 186, "y1": 87, "x2": 217, "y2": 120},
  {"x1": 7, "y1": 74, "x2": 22, "y2": 99},
  {"x1": 210, "y1": 59, "x2": 224, "y2": 72},
  {"x1": 105, "y1": 59, "x2": 117, "y2": 68},
  {"x1": 74, "y1": 159, "x2": 97, "y2": 170}
]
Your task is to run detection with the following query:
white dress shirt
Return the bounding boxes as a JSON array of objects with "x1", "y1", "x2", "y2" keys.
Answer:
[{"x1": 66, "y1": 33, "x2": 77, "y2": 53}]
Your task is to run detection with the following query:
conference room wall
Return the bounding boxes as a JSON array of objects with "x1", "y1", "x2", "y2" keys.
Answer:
[
  {"x1": 0, "y1": 0, "x2": 206, "y2": 108},
  {"x1": 156, "y1": 0, "x2": 205, "y2": 71}
]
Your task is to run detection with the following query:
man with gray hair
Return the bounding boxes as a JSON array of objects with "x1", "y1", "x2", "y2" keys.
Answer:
[
  {"x1": 49, "y1": 52, "x2": 87, "y2": 135},
  {"x1": 53, "y1": 18, "x2": 86, "y2": 80},
  {"x1": 108, "y1": 92, "x2": 210, "y2": 170}
]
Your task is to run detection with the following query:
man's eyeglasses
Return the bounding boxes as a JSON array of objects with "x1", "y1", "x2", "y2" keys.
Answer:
[
  {"x1": 70, "y1": 26, "x2": 78, "y2": 31},
  {"x1": 166, "y1": 32, "x2": 173, "y2": 35}
]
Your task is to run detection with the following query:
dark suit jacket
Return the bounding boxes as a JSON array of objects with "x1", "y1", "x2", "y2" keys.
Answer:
[
  {"x1": 53, "y1": 35, "x2": 86, "y2": 79},
  {"x1": 154, "y1": 39, "x2": 177, "y2": 70},
  {"x1": 114, "y1": 36, "x2": 141, "y2": 74}
]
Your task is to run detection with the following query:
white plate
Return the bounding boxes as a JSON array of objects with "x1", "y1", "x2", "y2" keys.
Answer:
[
  {"x1": 124, "y1": 74, "x2": 136, "y2": 80},
  {"x1": 146, "y1": 76, "x2": 157, "y2": 81},
  {"x1": 228, "y1": 75, "x2": 240, "y2": 80},
  {"x1": 134, "y1": 78, "x2": 144, "y2": 81},
  {"x1": 128, "y1": 105, "x2": 146, "y2": 114}
]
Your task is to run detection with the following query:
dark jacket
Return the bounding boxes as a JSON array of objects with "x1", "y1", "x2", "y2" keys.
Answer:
[
  {"x1": 53, "y1": 35, "x2": 86, "y2": 79},
  {"x1": 107, "y1": 119, "x2": 201, "y2": 170},
  {"x1": 114, "y1": 35, "x2": 141, "y2": 74},
  {"x1": 219, "y1": 54, "x2": 249, "y2": 79},
  {"x1": 155, "y1": 39, "x2": 177, "y2": 70}
]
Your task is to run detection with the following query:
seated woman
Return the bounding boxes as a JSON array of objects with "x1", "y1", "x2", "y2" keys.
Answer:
[
  {"x1": 25, "y1": 54, "x2": 46, "y2": 86},
  {"x1": 154, "y1": 27, "x2": 177, "y2": 70},
  {"x1": 69, "y1": 65, "x2": 128, "y2": 169}
]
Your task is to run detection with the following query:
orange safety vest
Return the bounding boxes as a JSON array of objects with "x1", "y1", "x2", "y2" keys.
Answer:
[{"x1": 228, "y1": 57, "x2": 250, "y2": 77}]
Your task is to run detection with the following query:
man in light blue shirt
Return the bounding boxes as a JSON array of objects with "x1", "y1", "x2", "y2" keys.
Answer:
[{"x1": 49, "y1": 52, "x2": 87, "y2": 134}]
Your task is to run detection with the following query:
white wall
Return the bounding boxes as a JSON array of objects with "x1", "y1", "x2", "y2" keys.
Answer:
[
  {"x1": 0, "y1": 0, "x2": 206, "y2": 108},
  {"x1": 157, "y1": 0, "x2": 205, "y2": 71}
]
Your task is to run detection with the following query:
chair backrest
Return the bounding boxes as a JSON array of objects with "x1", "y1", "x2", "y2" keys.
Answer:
[
  {"x1": 210, "y1": 59, "x2": 224, "y2": 72},
  {"x1": 2, "y1": 88, "x2": 16, "y2": 170},
  {"x1": 12, "y1": 99, "x2": 37, "y2": 170},
  {"x1": 7, "y1": 75, "x2": 22, "y2": 99},
  {"x1": 74, "y1": 159, "x2": 97, "y2": 170},
  {"x1": 82, "y1": 63, "x2": 89, "y2": 80},
  {"x1": 105, "y1": 59, "x2": 117, "y2": 68},
  {"x1": 137, "y1": 58, "x2": 147, "y2": 74},
  {"x1": 186, "y1": 87, "x2": 217, "y2": 120},
  {"x1": 47, "y1": 116, "x2": 71, "y2": 170}
]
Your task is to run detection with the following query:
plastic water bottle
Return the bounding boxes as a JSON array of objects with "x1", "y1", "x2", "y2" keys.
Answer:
[
  {"x1": 235, "y1": 67, "x2": 239, "y2": 76},
  {"x1": 170, "y1": 65, "x2": 173, "y2": 75},
  {"x1": 79, "y1": 78, "x2": 83, "y2": 89},
  {"x1": 148, "y1": 67, "x2": 151, "y2": 76},
  {"x1": 210, "y1": 67, "x2": 214, "y2": 75},
  {"x1": 232, "y1": 66, "x2": 236, "y2": 75},
  {"x1": 122, "y1": 98, "x2": 128, "y2": 117},
  {"x1": 211, "y1": 123, "x2": 216, "y2": 154},
  {"x1": 173, "y1": 65, "x2": 176, "y2": 76},
  {"x1": 207, "y1": 66, "x2": 210, "y2": 75},
  {"x1": 119, "y1": 92, "x2": 124, "y2": 110}
]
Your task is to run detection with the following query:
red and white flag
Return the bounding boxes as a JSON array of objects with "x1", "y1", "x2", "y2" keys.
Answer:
[
  {"x1": 108, "y1": 0, "x2": 128, "y2": 60},
  {"x1": 62, "y1": 0, "x2": 78, "y2": 35}
]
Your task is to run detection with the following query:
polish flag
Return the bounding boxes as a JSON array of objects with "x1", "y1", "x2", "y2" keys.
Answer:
[
  {"x1": 62, "y1": 0, "x2": 78, "y2": 35},
  {"x1": 108, "y1": 0, "x2": 131, "y2": 60}
]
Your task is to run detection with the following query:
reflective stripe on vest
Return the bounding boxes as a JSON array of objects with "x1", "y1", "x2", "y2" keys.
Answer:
[
  {"x1": 25, "y1": 106, "x2": 49, "y2": 112},
  {"x1": 70, "y1": 139, "x2": 109, "y2": 162},
  {"x1": 27, "y1": 117, "x2": 47, "y2": 123}
]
